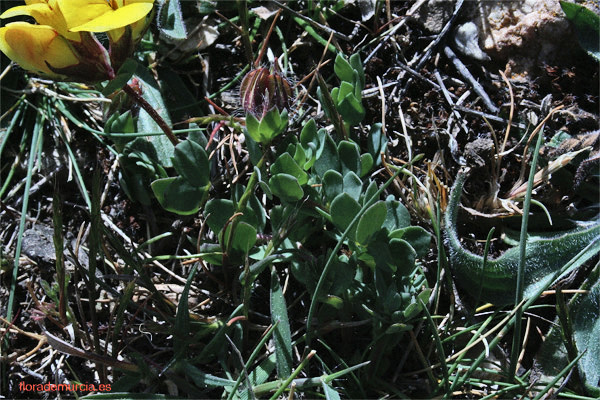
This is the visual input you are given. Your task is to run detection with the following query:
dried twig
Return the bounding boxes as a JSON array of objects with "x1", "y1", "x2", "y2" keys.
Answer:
[{"x1": 443, "y1": 46, "x2": 499, "y2": 114}]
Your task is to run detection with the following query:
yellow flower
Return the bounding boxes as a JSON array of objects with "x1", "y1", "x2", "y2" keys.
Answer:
[
  {"x1": 61, "y1": 0, "x2": 154, "y2": 34},
  {"x1": 0, "y1": 0, "x2": 154, "y2": 81},
  {"x1": 60, "y1": 0, "x2": 154, "y2": 71},
  {"x1": 0, "y1": 22, "x2": 79, "y2": 79}
]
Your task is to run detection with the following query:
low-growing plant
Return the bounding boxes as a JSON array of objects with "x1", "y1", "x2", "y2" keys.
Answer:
[{"x1": 1, "y1": 1, "x2": 599, "y2": 398}]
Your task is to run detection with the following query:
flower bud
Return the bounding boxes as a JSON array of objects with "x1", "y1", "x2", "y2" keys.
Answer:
[{"x1": 240, "y1": 64, "x2": 292, "y2": 119}]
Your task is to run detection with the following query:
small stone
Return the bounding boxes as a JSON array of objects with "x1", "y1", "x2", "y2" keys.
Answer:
[
  {"x1": 416, "y1": 0, "x2": 454, "y2": 34},
  {"x1": 454, "y1": 22, "x2": 490, "y2": 61}
]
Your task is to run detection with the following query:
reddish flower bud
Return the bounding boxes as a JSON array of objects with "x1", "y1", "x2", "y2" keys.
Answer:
[{"x1": 240, "y1": 63, "x2": 292, "y2": 119}]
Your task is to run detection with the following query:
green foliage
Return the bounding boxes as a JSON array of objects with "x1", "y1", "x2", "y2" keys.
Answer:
[
  {"x1": 151, "y1": 138, "x2": 211, "y2": 214},
  {"x1": 270, "y1": 269, "x2": 293, "y2": 378},
  {"x1": 244, "y1": 108, "x2": 289, "y2": 144},
  {"x1": 445, "y1": 172, "x2": 600, "y2": 305},
  {"x1": 102, "y1": 58, "x2": 139, "y2": 96},
  {"x1": 135, "y1": 67, "x2": 175, "y2": 167},
  {"x1": 119, "y1": 138, "x2": 168, "y2": 205},
  {"x1": 535, "y1": 272, "x2": 600, "y2": 397},
  {"x1": 318, "y1": 53, "x2": 366, "y2": 129},
  {"x1": 157, "y1": 0, "x2": 187, "y2": 42},
  {"x1": 560, "y1": 1, "x2": 600, "y2": 61}
]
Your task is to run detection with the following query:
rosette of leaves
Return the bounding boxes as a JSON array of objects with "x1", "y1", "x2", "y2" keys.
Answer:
[{"x1": 317, "y1": 53, "x2": 366, "y2": 128}]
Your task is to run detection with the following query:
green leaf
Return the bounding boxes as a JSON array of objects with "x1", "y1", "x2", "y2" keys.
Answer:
[
  {"x1": 328, "y1": 256, "x2": 355, "y2": 296},
  {"x1": 547, "y1": 131, "x2": 572, "y2": 148},
  {"x1": 249, "y1": 353, "x2": 276, "y2": 387},
  {"x1": 223, "y1": 221, "x2": 257, "y2": 254},
  {"x1": 151, "y1": 177, "x2": 207, "y2": 215},
  {"x1": 300, "y1": 119, "x2": 318, "y2": 147},
  {"x1": 338, "y1": 140, "x2": 361, "y2": 176},
  {"x1": 205, "y1": 199, "x2": 235, "y2": 234},
  {"x1": 349, "y1": 53, "x2": 365, "y2": 90},
  {"x1": 134, "y1": 68, "x2": 175, "y2": 168},
  {"x1": 313, "y1": 130, "x2": 340, "y2": 178},
  {"x1": 363, "y1": 180, "x2": 379, "y2": 205},
  {"x1": 337, "y1": 93, "x2": 365, "y2": 126},
  {"x1": 342, "y1": 171, "x2": 362, "y2": 202},
  {"x1": 270, "y1": 269, "x2": 293, "y2": 378},
  {"x1": 534, "y1": 278, "x2": 600, "y2": 396},
  {"x1": 560, "y1": 1, "x2": 600, "y2": 61},
  {"x1": 572, "y1": 283, "x2": 600, "y2": 393},
  {"x1": 335, "y1": 81, "x2": 355, "y2": 104},
  {"x1": 271, "y1": 153, "x2": 308, "y2": 185},
  {"x1": 172, "y1": 139, "x2": 210, "y2": 187},
  {"x1": 334, "y1": 53, "x2": 354, "y2": 83},
  {"x1": 244, "y1": 130, "x2": 263, "y2": 166},
  {"x1": 360, "y1": 153, "x2": 373, "y2": 177},
  {"x1": 389, "y1": 238, "x2": 417, "y2": 275},
  {"x1": 368, "y1": 123, "x2": 387, "y2": 165},
  {"x1": 239, "y1": 255, "x2": 281, "y2": 285},
  {"x1": 245, "y1": 113, "x2": 261, "y2": 143},
  {"x1": 323, "y1": 170, "x2": 344, "y2": 204},
  {"x1": 269, "y1": 174, "x2": 304, "y2": 202},
  {"x1": 119, "y1": 138, "x2": 167, "y2": 205},
  {"x1": 158, "y1": 0, "x2": 187, "y2": 41},
  {"x1": 446, "y1": 173, "x2": 600, "y2": 305},
  {"x1": 102, "y1": 58, "x2": 138, "y2": 96},
  {"x1": 293, "y1": 143, "x2": 307, "y2": 170},
  {"x1": 356, "y1": 201, "x2": 387, "y2": 245},
  {"x1": 389, "y1": 226, "x2": 432, "y2": 259},
  {"x1": 330, "y1": 193, "x2": 361, "y2": 235},
  {"x1": 180, "y1": 360, "x2": 235, "y2": 388},
  {"x1": 383, "y1": 196, "x2": 411, "y2": 231},
  {"x1": 245, "y1": 109, "x2": 289, "y2": 144},
  {"x1": 158, "y1": 67, "x2": 204, "y2": 123},
  {"x1": 173, "y1": 265, "x2": 198, "y2": 356},
  {"x1": 299, "y1": 120, "x2": 319, "y2": 169},
  {"x1": 104, "y1": 110, "x2": 136, "y2": 151}
]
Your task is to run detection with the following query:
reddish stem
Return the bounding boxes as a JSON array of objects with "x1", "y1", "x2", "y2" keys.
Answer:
[{"x1": 122, "y1": 84, "x2": 179, "y2": 146}]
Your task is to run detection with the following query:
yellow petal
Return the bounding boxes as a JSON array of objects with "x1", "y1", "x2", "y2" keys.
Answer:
[
  {"x1": 0, "y1": 1, "x2": 79, "y2": 41},
  {"x1": 60, "y1": 0, "x2": 112, "y2": 31},
  {"x1": 61, "y1": 0, "x2": 153, "y2": 32},
  {"x1": 72, "y1": 3, "x2": 153, "y2": 32},
  {"x1": 0, "y1": 22, "x2": 79, "y2": 79}
]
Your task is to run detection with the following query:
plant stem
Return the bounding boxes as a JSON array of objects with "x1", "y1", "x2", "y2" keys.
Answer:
[
  {"x1": 236, "y1": 0, "x2": 254, "y2": 66},
  {"x1": 236, "y1": 152, "x2": 268, "y2": 213},
  {"x1": 509, "y1": 104, "x2": 559, "y2": 381},
  {"x1": 122, "y1": 84, "x2": 179, "y2": 146}
]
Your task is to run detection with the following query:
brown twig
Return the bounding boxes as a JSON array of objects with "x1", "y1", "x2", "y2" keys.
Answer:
[{"x1": 254, "y1": 8, "x2": 283, "y2": 68}]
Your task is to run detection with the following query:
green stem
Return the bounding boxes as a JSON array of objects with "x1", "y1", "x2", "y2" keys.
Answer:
[
  {"x1": 509, "y1": 120, "x2": 546, "y2": 381},
  {"x1": 268, "y1": 350, "x2": 317, "y2": 400},
  {"x1": 236, "y1": 152, "x2": 268, "y2": 214},
  {"x1": 6, "y1": 111, "x2": 44, "y2": 323},
  {"x1": 236, "y1": 0, "x2": 254, "y2": 66}
]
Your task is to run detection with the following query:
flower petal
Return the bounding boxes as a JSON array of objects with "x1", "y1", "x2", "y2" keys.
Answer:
[
  {"x1": 0, "y1": 22, "x2": 79, "y2": 79},
  {"x1": 0, "y1": 1, "x2": 79, "y2": 41},
  {"x1": 62, "y1": 0, "x2": 153, "y2": 32},
  {"x1": 60, "y1": 0, "x2": 112, "y2": 31}
]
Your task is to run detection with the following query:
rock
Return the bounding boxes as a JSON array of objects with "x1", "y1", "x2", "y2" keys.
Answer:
[
  {"x1": 22, "y1": 225, "x2": 57, "y2": 267},
  {"x1": 464, "y1": 137, "x2": 495, "y2": 168},
  {"x1": 21, "y1": 224, "x2": 89, "y2": 272},
  {"x1": 454, "y1": 21, "x2": 490, "y2": 61},
  {"x1": 417, "y1": 0, "x2": 454, "y2": 34},
  {"x1": 469, "y1": 0, "x2": 582, "y2": 79}
]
